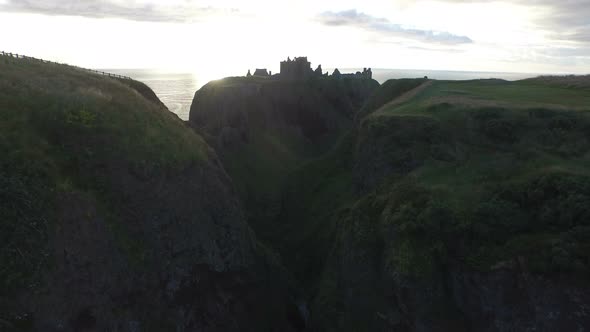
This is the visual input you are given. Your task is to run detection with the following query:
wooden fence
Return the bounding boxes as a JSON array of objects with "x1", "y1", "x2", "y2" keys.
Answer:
[{"x1": 0, "y1": 50, "x2": 132, "y2": 80}]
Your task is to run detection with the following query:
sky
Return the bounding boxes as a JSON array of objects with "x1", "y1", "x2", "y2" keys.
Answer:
[{"x1": 1, "y1": 0, "x2": 589, "y2": 78}]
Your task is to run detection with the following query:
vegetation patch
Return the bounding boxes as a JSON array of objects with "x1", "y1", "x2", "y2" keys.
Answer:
[{"x1": 0, "y1": 58, "x2": 209, "y2": 304}]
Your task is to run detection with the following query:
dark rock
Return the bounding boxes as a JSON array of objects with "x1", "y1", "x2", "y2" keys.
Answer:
[{"x1": 189, "y1": 77, "x2": 379, "y2": 144}]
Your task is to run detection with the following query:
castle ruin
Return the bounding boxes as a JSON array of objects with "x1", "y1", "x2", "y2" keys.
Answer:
[
  {"x1": 245, "y1": 57, "x2": 372, "y2": 80},
  {"x1": 253, "y1": 68, "x2": 270, "y2": 77},
  {"x1": 280, "y1": 57, "x2": 314, "y2": 80}
]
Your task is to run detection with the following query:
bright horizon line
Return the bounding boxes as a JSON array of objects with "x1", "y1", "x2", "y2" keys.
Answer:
[
  {"x1": 99, "y1": 66, "x2": 579, "y2": 77},
  {"x1": 1, "y1": 49, "x2": 579, "y2": 77}
]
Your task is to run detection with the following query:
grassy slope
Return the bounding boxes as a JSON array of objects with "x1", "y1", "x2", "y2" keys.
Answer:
[
  {"x1": 278, "y1": 78, "x2": 590, "y2": 329},
  {"x1": 371, "y1": 79, "x2": 590, "y2": 190},
  {"x1": 366, "y1": 79, "x2": 590, "y2": 270},
  {"x1": 0, "y1": 56, "x2": 207, "y2": 295},
  {"x1": 356, "y1": 78, "x2": 428, "y2": 120},
  {"x1": 374, "y1": 79, "x2": 590, "y2": 117}
]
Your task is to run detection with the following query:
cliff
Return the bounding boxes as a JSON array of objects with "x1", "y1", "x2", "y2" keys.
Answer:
[
  {"x1": 6, "y1": 55, "x2": 589, "y2": 331},
  {"x1": 303, "y1": 78, "x2": 590, "y2": 331},
  {"x1": 189, "y1": 76, "x2": 379, "y2": 148},
  {"x1": 190, "y1": 74, "x2": 590, "y2": 330},
  {"x1": 188, "y1": 76, "x2": 379, "y2": 242},
  {"x1": 0, "y1": 58, "x2": 301, "y2": 331}
]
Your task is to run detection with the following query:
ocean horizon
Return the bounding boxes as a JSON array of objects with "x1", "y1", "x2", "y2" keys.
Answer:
[{"x1": 108, "y1": 68, "x2": 539, "y2": 120}]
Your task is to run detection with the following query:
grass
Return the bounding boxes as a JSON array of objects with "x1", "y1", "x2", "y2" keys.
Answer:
[
  {"x1": 357, "y1": 78, "x2": 427, "y2": 119},
  {"x1": 216, "y1": 77, "x2": 590, "y2": 330},
  {"x1": 0, "y1": 56, "x2": 208, "y2": 168},
  {"x1": 298, "y1": 78, "x2": 590, "y2": 330},
  {"x1": 359, "y1": 79, "x2": 590, "y2": 271},
  {"x1": 193, "y1": 76, "x2": 590, "y2": 329},
  {"x1": 0, "y1": 56, "x2": 208, "y2": 296},
  {"x1": 373, "y1": 79, "x2": 590, "y2": 119},
  {"x1": 358, "y1": 79, "x2": 590, "y2": 273}
]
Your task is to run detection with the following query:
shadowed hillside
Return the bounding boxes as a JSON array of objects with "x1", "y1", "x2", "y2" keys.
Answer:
[
  {"x1": 0, "y1": 57, "x2": 303, "y2": 332},
  {"x1": 298, "y1": 78, "x2": 590, "y2": 331},
  {"x1": 191, "y1": 75, "x2": 590, "y2": 331},
  {"x1": 189, "y1": 75, "x2": 379, "y2": 242},
  {"x1": 4, "y1": 54, "x2": 590, "y2": 331}
]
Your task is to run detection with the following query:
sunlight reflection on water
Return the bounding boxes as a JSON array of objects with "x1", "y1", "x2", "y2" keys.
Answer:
[{"x1": 107, "y1": 69, "x2": 205, "y2": 120}]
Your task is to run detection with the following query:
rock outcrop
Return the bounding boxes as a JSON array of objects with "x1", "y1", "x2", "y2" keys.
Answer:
[
  {"x1": 188, "y1": 76, "x2": 379, "y2": 246},
  {"x1": 189, "y1": 76, "x2": 379, "y2": 149}
]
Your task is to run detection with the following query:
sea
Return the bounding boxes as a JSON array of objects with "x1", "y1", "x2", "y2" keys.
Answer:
[{"x1": 108, "y1": 68, "x2": 536, "y2": 121}]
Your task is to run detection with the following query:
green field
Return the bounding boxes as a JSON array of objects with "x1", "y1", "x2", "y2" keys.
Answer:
[
  {"x1": 354, "y1": 77, "x2": 590, "y2": 271},
  {"x1": 373, "y1": 79, "x2": 590, "y2": 118}
]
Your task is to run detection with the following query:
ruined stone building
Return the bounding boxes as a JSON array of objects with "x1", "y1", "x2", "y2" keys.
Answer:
[
  {"x1": 280, "y1": 57, "x2": 314, "y2": 80},
  {"x1": 362, "y1": 67, "x2": 373, "y2": 79},
  {"x1": 246, "y1": 57, "x2": 373, "y2": 81},
  {"x1": 253, "y1": 68, "x2": 270, "y2": 77},
  {"x1": 337, "y1": 67, "x2": 373, "y2": 80}
]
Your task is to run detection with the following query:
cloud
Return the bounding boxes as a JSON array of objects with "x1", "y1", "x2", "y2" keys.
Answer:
[
  {"x1": 538, "y1": 46, "x2": 590, "y2": 58},
  {"x1": 407, "y1": 45, "x2": 466, "y2": 54},
  {"x1": 418, "y1": 0, "x2": 590, "y2": 44},
  {"x1": 0, "y1": 0, "x2": 236, "y2": 22},
  {"x1": 540, "y1": 1, "x2": 590, "y2": 44},
  {"x1": 317, "y1": 9, "x2": 473, "y2": 45}
]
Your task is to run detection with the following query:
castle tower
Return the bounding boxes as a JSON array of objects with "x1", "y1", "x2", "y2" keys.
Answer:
[{"x1": 280, "y1": 56, "x2": 312, "y2": 80}]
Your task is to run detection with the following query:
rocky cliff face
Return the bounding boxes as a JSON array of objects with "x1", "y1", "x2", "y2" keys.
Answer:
[
  {"x1": 318, "y1": 186, "x2": 590, "y2": 331},
  {"x1": 0, "y1": 58, "x2": 300, "y2": 331},
  {"x1": 188, "y1": 75, "x2": 590, "y2": 331},
  {"x1": 189, "y1": 76, "x2": 379, "y2": 151},
  {"x1": 188, "y1": 76, "x2": 379, "y2": 246}
]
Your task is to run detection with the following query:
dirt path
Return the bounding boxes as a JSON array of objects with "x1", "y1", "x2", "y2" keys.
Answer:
[{"x1": 373, "y1": 80, "x2": 433, "y2": 115}]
